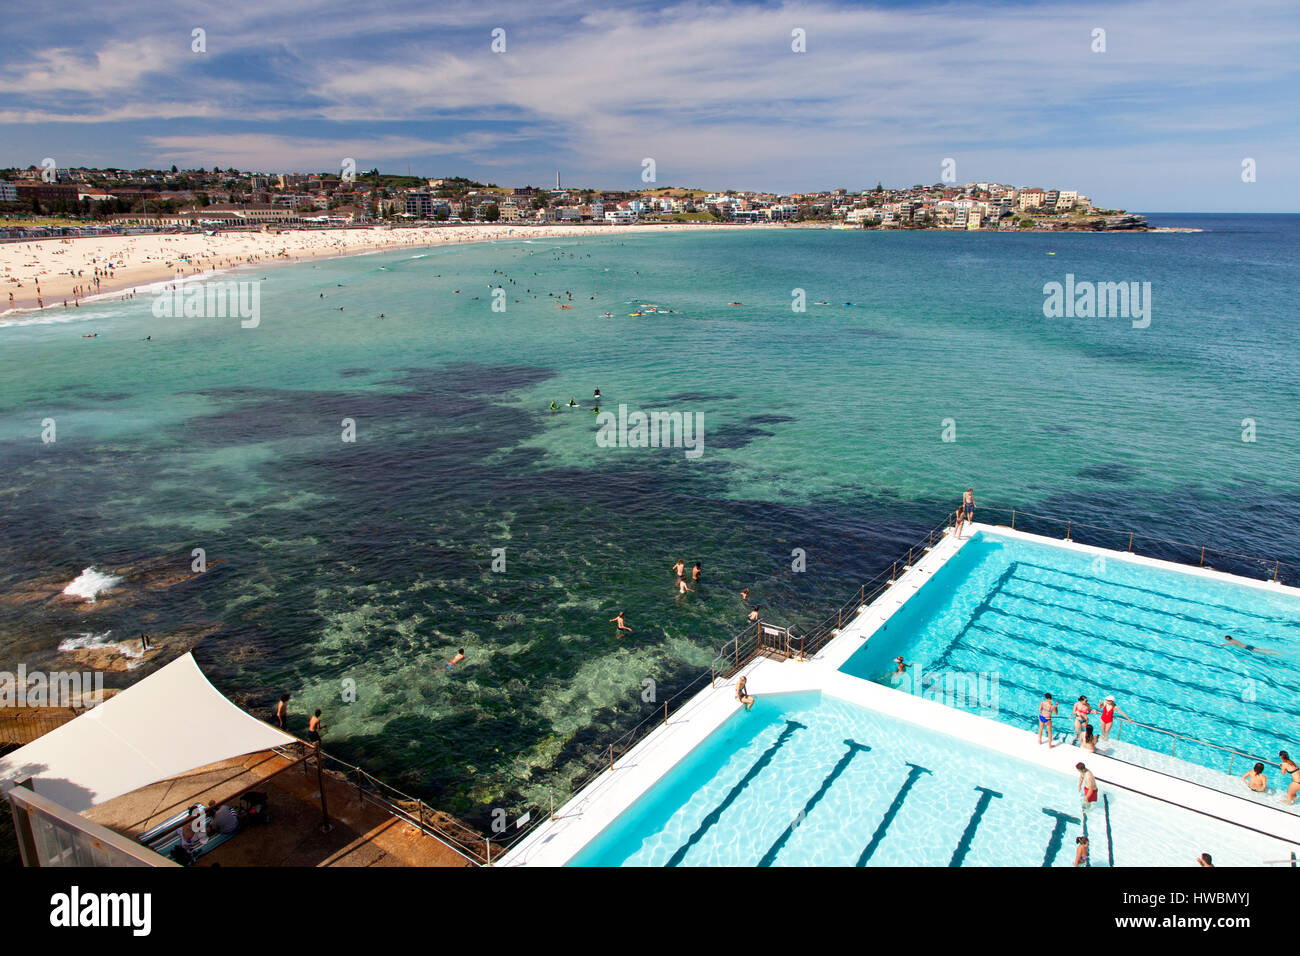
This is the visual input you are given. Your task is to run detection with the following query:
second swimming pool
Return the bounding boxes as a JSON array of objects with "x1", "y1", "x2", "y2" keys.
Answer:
[
  {"x1": 840, "y1": 531, "x2": 1300, "y2": 779},
  {"x1": 569, "y1": 692, "x2": 1292, "y2": 866}
]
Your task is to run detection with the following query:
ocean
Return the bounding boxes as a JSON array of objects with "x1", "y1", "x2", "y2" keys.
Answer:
[{"x1": 2, "y1": 214, "x2": 1297, "y2": 823}]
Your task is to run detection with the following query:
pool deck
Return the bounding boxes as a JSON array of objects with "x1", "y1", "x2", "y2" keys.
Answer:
[{"x1": 501, "y1": 522, "x2": 1300, "y2": 867}]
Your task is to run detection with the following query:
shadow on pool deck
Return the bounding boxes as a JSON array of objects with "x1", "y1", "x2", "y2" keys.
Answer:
[{"x1": 83, "y1": 750, "x2": 473, "y2": 868}]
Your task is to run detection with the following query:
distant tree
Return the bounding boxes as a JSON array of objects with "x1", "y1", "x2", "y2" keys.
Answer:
[
  {"x1": 461, "y1": 204, "x2": 475, "y2": 221},
  {"x1": 483, "y1": 203, "x2": 500, "y2": 222}
]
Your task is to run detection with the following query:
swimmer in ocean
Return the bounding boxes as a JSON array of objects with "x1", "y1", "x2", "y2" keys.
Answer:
[
  {"x1": 549, "y1": 401, "x2": 559, "y2": 411},
  {"x1": 568, "y1": 398, "x2": 578, "y2": 407},
  {"x1": 594, "y1": 387, "x2": 601, "y2": 401}
]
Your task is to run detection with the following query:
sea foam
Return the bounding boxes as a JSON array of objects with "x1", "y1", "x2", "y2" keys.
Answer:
[{"x1": 62, "y1": 567, "x2": 122, "y2": 603}]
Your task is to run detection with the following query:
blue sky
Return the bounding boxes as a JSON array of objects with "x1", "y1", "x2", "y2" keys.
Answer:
[{"x1": 1, "y1": 0, "x2": 1297, "y2": 210}]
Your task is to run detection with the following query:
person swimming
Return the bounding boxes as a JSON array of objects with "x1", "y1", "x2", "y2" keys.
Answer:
[
  {"x1": 549, "y1": 401, "x2": 559, "y2": 411},
  {"x1": 1222, "y1": 635, "x2": 1278, "y2": 655},
  {"x1": 593, "y1": 387, "x2": 601, "y2": 401}
]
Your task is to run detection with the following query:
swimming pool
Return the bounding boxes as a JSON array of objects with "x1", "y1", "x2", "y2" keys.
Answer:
[
  {"x1": 839, "y1": 531, "x2": 1300, "y2": 781},
  {"x1": 569, "y1": 692, "x2": 1290, "y2": 867}
]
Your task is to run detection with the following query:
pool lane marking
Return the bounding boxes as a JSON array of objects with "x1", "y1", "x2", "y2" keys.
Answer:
[
  {"x1": 1040, "y1": 807, "x2": 1082, "y2": 867},
  {"x1": 1012, "y1": 559, "x2": 1300, "y2": 631},
  {"x1": 664, "y1": 718, "x2": 806, "y2": 868},
  {"x1": 757, "y1": 738, "x2": 871, "y2": 868},
  {"x1": 949, "y1": 617, "x2": 1293, "y2": 743},
  {"x1": 1103, "y1": 793, "x2": 1114, "y2": 866},
  {"x1": 948, "y1": 785, "x2": 1003, "y2": 867},
  {"x1": 855, "y1": 762, "x2": 932, "y2": 867}
]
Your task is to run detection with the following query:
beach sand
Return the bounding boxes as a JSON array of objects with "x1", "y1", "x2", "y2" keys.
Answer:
[{"x1": 0, "y1": 221, "x2": 772, "y2": 316}]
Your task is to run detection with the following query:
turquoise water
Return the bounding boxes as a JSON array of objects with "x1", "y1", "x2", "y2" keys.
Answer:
[
  {"x1": 841, "y1": 532, "x2": 1300, "y2": 774},
  {"x1": 1, "y1": 215, "x2": 1298, "y2": 826},
  {"x1": 569, "y1": 692, "x2": 1287, "y2": 867}
]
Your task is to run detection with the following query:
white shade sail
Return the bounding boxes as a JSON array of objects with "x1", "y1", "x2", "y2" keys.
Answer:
[{"x1": 0, "y1": 653, "x2": 295, "y2": 813}]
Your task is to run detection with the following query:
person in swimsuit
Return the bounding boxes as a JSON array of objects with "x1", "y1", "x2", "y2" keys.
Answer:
[
  {"x1": 593, "y1": 388, "x2": 601, "y2": 401},
  {"x1": 736, "y1": 675, "x2": 755, "y2": 711},
  {"x1": 1222, "y1": 635, "x2": 1278, "y2": 655},
  {"x1": 955, "y1": 488, "x2": 975, "y2": 539},
  {"x1": 740, "y1": 587, "x2": 750, "y2": 603},
  {"x1": 610, "y1": 611, "x2": 632, "y2": 637},
  {"x1": 1242, "y1": 762, "x2": 1268, "y2": 792},
  {"x1": 1038, "y1": 692, "x2": 1059, "y2": 747},
  {"x1": 447, "y1": 648, "x2": 465, "y2": 669},
  {"x1": 568, "y1": 398, "x2": 578, "y2": 407},
  {"x1": 1072, "y1": 696, "x2": 1092, "y2": 744},
  {"x1": 307, "y1": 710, "x2": 323, "y2": 744},
  {"x1": 748, "y1": 606, "x2": 761, "y2": 623},
  {"x1": 677, "y1": 578, "x2": 692, "y2": 595},
  {"x1": 671, "y1": 558, "x2": 685, "y2": 578},
  {"x1": 1098, "y1": 694, "x2": 1129, "y2": 741},
  {"x1": 275, "y1": 693, "x2": 290, "y2": 730},
  {"x1": 1197, "y1": 852, "x2": 1214, "y2": 867},
  {"x1": 1076, "y1": 762, "x2": 1098, "y2": 814},
  {"x1": 1071, "y1": 697, "x2": 1092, "y2": 743},
  {"x1": 691, "y1": 563, "x2": 701, "y2": 582},
  {"x1": 1081, "y1": 724, "x2": 1098, "y2": 753},
  {"x1": 1280, "y1": 751, "x2": 1300, "y2": 805},
  {"x1": 1074, "y1": 835, "x2": 1089, "y2": 867}
]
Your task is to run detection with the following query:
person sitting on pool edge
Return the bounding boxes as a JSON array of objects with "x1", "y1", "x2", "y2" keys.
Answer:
[{"x1": 736, "y1": 675, "x2": 755, "y2": 712}]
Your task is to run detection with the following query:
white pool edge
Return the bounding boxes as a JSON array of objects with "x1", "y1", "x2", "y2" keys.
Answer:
[{"x1": 500, "y1": 523, "x2": 1300, "y2": 866}]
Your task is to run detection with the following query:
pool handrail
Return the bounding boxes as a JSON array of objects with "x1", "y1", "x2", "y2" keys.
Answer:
[
  {"x1": 981, "y1": 503, "x2": 1298, "y2": 586},
  {"x1": 1111, "y1": 716, "x2": 1285, "y2": 775}
]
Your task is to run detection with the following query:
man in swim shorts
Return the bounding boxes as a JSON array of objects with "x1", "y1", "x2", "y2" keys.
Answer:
[{"x1": 1076, "y1": 762, "x2": 1098, "y2": 814}]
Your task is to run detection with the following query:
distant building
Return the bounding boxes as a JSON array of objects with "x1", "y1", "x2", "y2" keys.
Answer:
[{"x1": 0, "y1": 181, "x2": 18, "y2": 203}]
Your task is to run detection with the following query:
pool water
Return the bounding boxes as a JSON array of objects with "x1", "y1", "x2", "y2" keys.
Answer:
[
  {"x1": 840, "y1": 532, "x2": 1300, "y2": 777},
  {"x1": 569, "y1": 692, "x2": 1288, "y2": 867}
]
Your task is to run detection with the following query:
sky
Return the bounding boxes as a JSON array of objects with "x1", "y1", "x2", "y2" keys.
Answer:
[{"x1": 1, "y1": 0, "x2": 1297, "y2": 211}]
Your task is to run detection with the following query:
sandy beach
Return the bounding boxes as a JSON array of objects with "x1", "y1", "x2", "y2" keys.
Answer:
[{"x1": 0, "y1": 221, "x2": 769, "y2": 317}]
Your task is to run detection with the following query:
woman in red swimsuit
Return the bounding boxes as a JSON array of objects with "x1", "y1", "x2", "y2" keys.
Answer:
[{"x1": 1098, "y1": 694, "x2": 1129, "y2": 742}]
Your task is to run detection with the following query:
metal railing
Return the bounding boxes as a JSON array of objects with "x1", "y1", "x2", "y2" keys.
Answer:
[
  {"x1": 272, "y1": 740, "x2": 492, "y2": 865},
  {"x1": 982, "y1": 504, "x2": 1299, "y2": 588},
  {"x1": 1111, "y1": 717, "x2": 1282, "y2": 777}
]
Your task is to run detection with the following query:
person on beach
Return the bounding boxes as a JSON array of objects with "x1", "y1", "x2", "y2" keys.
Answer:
[
  {"x1": 275, "y1": 693, "x2": 290, "y2": 730},
  {"x1": 1077, "y1": 762, "x2": 1098, "y2": 814},
  {"x1": 1095, "y1": 695, "x2": 1121, "y2": 741},
  {"x1": 447, "y1": 648, "x2": 465, "y2": 669},
  {"x1": 1074, "y1": 835, "x2": 1089, "y2": 867},
  {"x1": 672, "y1": 558, "x2": 685, "y2": 578},
  {"x1": 610, "y1": 611, "x2": 632, "y2": 637},
  {"x1": 1072, "y1": 695, "x2": 1092, "y2": 743},
  {"x1": 1280, "y1": 751, "x2": 1300, "y2": 805},
  {"x1": 307, "y1": 710, "x2": 323, "y2": 744},
  {"x1": 1222, "y1": 635, "x2": 1278, "y2": 655},
  {"x1": 1242, "y1": 762, "x2": 1268, "y2": 792},
  {"x1": 736, "y1": 676, "x2": 755, "y2": 711},
  {"x1": 1038, "y1": 692, "x2": 1059, "y2": 746}
]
